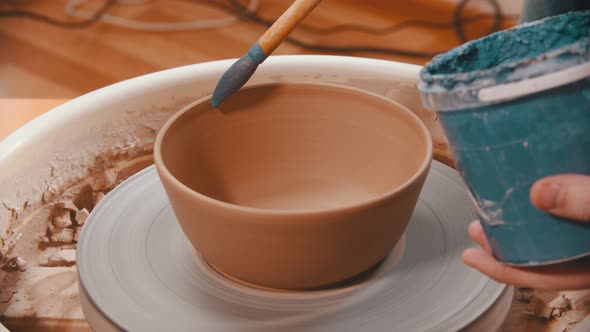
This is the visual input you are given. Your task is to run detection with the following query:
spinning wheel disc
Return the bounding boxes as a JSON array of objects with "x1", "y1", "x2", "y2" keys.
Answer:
[{"x1": 78, "y1": 161, "x2": 509, "y2": 331}]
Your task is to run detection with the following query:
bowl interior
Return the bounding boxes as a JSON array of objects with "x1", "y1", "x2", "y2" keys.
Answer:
[{"x1": 159, "y1": 83, "x2": 430, "y2": 211}]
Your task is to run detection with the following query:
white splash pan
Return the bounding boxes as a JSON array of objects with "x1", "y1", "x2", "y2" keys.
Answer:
[
  {"x1": 0, "y1": 56, "x2": 511, "y2": 331},
  {"x1": 0, "y1": 55, "x2": 445, "y2": 215}
]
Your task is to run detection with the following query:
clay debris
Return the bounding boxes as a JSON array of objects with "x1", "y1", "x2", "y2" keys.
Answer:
[
  {"x1": 52, "y1": 208, "x2": 72, "y2": 228},
  {"x1": 516, "y1": 288, "x2": 590, "y2": 327},
  {"x1": 48, "y1": 225, "x2": 75, "y2": 243},
  {"x1": 44, "y1": 249, "x2": 77, "y2": 267},
  {"x1": 2, "y1": 256, "x2": 27, "y2": 272},
  {"x1": 76, "y1": 208, "x2": 89, "y2": 225},
  {"x1": 0, "y1": 107, "x2": 173, "y2": 322},
  {"x1": 91, "y1": 168, "x2": 118, "y2": 191},
  {"x1": 526, "y1": 290, "x2": 571, "y2": 319},
  {"x1": 43, "y1": 180, "x2": 114, "y2": 246},
  {"x1": 0, "y1": 232, "x2": 25, "y2": 272}
]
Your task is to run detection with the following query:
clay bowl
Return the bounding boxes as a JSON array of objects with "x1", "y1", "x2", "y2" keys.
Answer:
[{"x1": 154, "y1": 82, "x2": 433, "y2": 290}]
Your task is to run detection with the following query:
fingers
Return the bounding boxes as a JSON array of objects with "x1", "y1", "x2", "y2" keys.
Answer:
[
  {"x1": 466, "y1": 175, "x2": 590, "y2": 290},
  {"x1": 530, "y1": 174, "x2": 590, "y2": 221},
  {"x1": 463, "y1": 248, "x2": 590, "y2": 290},
  {"x1": 468, "y1": 221, "x2": 491, "y2": 254}
]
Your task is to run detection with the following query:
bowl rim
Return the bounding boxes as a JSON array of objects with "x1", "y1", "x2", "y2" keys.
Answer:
[{"x1": 154, "y1": 81, "x2": 433, "y2": 216}]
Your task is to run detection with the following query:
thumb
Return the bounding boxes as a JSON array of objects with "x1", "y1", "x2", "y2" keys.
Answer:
[{"x1": 530, "y1": 174, "x2": 590, "y2": 222}]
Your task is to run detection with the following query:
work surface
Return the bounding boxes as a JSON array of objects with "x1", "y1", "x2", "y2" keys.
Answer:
[{"x1": 0, "y1": 0, "x2": 515, "y2": 98}]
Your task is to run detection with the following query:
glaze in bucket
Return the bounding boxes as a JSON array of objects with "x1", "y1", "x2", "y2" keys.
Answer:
[{"x1": 418, "y1": 11, "x2": 590, "y2": 265}]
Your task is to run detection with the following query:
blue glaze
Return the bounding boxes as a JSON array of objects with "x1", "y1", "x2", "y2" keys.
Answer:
[
  {"x1": 420, "y1": 11, "x2": 590, "y2": 99},
  {"x1": 211, "y1": 43, "x2": 266, "y2": 107},
  {"x1": 418, "y1": 11, "x2": 590, "y2": 265},
  {"x1": 247, "y1": 42, "x2": 267, "y2": 64}
]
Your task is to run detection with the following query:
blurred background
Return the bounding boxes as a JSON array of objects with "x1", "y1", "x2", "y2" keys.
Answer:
[{"x1": 0, "y1": 0, "x2": 521, "y2": 99}]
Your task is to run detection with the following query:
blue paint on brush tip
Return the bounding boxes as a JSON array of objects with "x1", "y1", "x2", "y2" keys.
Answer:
[
  {"x1": 211, "y1": 43, "x2": 267, "y2": 108},
  {"x1": 247, "y1": 42, "x2": 267, "y2": 63}
]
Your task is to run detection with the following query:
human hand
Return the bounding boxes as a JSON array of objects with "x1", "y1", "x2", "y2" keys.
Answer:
[{"x1": 462, "y1": 174, "x2": 590, "y2": 290}]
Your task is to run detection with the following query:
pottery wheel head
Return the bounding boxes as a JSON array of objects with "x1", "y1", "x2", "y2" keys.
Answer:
[{"x1": 77, "y1": 161, "x2": 507, "y2": 332}]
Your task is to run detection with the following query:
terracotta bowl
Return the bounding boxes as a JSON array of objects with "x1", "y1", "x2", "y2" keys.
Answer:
[{"x1": 154, "y1": 82, "x2": 432, "y2": 290}]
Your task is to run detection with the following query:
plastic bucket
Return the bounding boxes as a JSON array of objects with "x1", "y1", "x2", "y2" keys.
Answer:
[{"x1": 418, "y1": 11, "x2": 590, "y2": 265}]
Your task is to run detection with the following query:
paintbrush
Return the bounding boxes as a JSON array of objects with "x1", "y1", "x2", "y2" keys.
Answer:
[{"x1": 210, "y1": 0, "x2": 322, "y2": 107}]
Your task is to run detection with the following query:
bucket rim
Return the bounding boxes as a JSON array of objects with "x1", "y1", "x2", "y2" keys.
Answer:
[{"x1": 418, "y1": 10, "x2": 590, "y2": 111}]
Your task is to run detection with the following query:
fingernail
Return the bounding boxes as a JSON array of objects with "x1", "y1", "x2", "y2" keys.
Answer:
[{"x1": 536, "y1": 182, "x2": 561, "y2": 210}]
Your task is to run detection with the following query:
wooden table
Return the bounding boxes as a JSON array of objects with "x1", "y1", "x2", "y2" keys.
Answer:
[
  {"x1": 0, "y1": 99, "x2": 67, "y2": 140},
  {"x1": 0, "y1": 0, "x2": 516, "y2": 99}
]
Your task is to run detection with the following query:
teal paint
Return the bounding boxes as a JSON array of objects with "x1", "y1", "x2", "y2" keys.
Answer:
[
  {"x1": 418, "y1": 11, "x2": 590, "y2": 265},
  {"x1": 247, "y1": 42, "x2": 267, "y2": 63},
  {"x1": 421, "y1": 11, "x2": 590, "y2": 95},
  {"x1": 211, "y1": 42, "x2": 266, "y2": 107}
]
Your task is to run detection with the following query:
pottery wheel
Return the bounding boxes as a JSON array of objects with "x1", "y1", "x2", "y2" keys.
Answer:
[{"x1": 77, "y1": 161, "x2": 508, "y2": 331}]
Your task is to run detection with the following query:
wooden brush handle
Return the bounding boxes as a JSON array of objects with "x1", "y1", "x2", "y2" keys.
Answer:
[{"x1": 258, "y1": 0, "x2": 322, "y2": 55}]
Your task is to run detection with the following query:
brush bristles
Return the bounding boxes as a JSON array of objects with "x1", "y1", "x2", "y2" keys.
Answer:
[{"x1": 211, "y1": 55, "x2": 259, "y2": 108}]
